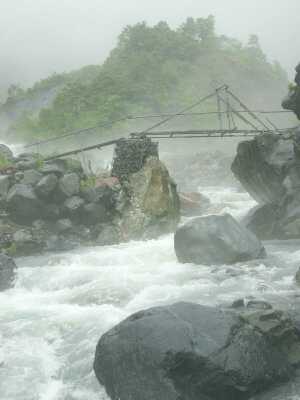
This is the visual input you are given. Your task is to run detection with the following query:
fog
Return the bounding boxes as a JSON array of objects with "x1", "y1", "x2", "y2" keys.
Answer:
[{"x1": 0, "y1": 0, "x2": 299, "y2": 92}]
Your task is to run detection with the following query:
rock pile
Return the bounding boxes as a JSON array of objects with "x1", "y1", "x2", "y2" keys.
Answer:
[{"x1": 0, "y1": 138, "x2": 180, "y2": 256}]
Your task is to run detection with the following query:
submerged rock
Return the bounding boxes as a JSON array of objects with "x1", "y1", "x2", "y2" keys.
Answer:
[
  {"x1": 174, "y1": 213, "x2": 265, "y2": 265},
  {"x1": 94, "y1": 302, "x2": 300, "y2": 400},
  {"x1": 0, "y1": 253, "x2": 16, "y2": 290}
]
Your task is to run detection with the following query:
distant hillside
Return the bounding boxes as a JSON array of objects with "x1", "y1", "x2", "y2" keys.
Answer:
[
  {"x1": 0, "y1": 65, "x2": 101, "y2": 137},
  {"x1": 2, "y1": 16, "x2": 289, "y2": 143}
]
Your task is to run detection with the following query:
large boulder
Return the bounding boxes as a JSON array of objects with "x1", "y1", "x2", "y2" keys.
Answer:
[
  {"x1": 94, "y1": 302, "x2": 300, "y2": 400},
  {"x1": 231, "y1": 133, "x2": 292, "y2": 204},
  {"x1": 0, "y1": 253, "x2": 16, "y2": 290},
  {"x1": 243, "y1": 203, "x2": 282, "y2": 240},
  {"x1": 232, "y1": 129, "x2": 300, "y2": 239},
  {"x1": 174, "y1": 214, "x2": 265, "y2": 265},
  {"x1": 6, "y1": 184, "x2": 43, "y2": 224},
  {"x1": 120, "y1": 156, "x2": 180, "y2": 239}
]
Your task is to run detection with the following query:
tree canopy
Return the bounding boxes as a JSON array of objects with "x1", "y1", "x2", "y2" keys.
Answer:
[{"x1": 9, "y1": 17, "x2": 288, "y2": 140}]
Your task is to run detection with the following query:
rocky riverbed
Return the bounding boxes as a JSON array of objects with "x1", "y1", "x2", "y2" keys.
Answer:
[
  {"x1": 0, "y1": 138, "x2": 180, "y2": 258},
  {"x1": 2, "y1": 64, "x2": 300, "y2": 400}
]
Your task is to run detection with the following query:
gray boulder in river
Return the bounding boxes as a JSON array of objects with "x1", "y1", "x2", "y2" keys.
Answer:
[
  {"x1": 94, "y1": 302, "x2": 300, "y2": 400},
  {"x1": 0, "y1": 253, "x2": 16, "y2": 290},
  {"x1": 174, "y1": 214, "x2": 265, "y2": 265},
  {"x1": 232, "y1": 62, "x2": 300, "y2": 240}
]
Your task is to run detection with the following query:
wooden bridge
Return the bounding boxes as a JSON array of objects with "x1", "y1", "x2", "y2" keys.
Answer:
[{"x1": 24, "y1": 84, "x2": 296, "y2": 161}]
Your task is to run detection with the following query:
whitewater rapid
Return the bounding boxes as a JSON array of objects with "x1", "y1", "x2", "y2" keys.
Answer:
[{"x1": 1, "y1": 186, "x2": 300, "y2": 400}]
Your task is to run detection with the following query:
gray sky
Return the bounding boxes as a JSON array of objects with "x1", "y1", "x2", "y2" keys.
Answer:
[{"x1": 1, "y1": 0, "x2": 299, "y2": 89}]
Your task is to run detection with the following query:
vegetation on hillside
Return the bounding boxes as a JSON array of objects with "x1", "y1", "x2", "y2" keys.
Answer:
[{"x1": 8, "y1": 16, "x2": 288, "y2": 141}]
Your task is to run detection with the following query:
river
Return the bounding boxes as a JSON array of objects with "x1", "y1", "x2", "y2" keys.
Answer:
[{"x1": 1, "y1": 184, "x2": 300, "y2": 399}]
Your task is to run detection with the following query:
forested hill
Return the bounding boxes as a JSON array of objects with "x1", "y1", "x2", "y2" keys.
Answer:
[{"x1": 2, "y1": 16, "x2": 289, "y2": 142}]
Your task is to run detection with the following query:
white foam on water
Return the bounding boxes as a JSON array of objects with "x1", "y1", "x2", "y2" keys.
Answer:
[{"x1": 1, "y1": 187, "x2": 300, "y2": 399}]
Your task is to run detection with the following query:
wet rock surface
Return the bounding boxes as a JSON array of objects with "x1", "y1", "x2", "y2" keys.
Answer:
[
  {"x1": 118, "y1": 156, "x2": 180, "y2": 239},
  {"x1": 174, "y1": 213, "x2": 265, "y2": 265},
  {"x1": 94, "y1": 302, "x2": 300, "y2": 400},
  {"x1": 0, "y1": 138, "x2": 179, "y2": 256},
  {"x1": 282, "y1": 62, "x2": 300, "y2": 119},
  {"x1": 0, "y1": 253, "x2": 16, "y2": 290},
  {"x1": 232, "y1": 63, "x2": 300, "y2": 240}
]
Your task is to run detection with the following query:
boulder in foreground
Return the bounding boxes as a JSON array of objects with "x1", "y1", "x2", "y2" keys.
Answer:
[
  {"x1": 94, "y1": 302, "x2": 300, "y2": 400},
  {"x1": 174, "y1": 213, "x2": 265, "y2": 265}
]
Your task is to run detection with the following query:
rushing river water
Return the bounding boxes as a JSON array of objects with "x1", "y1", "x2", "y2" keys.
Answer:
[{"x1": 1, "y1": 186, "x2": 300, "y2": 400}]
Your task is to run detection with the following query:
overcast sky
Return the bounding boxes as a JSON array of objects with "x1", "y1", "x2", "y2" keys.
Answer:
[{"x1": 0, "y1": 0, "x2": 299, "y2": 89}]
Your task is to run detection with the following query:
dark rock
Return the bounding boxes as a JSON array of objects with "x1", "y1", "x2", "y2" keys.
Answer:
[
  {"x1": 80, "y1": 184, "x2": 114, "y2": 209},
  {"x1": 94, "y1": 302, "x2": 300, "y2": 400},
  {"x1": 231, "y1": 133, "x2": 292, "y2": 204},
  {"x1": 244, "y1": 203, "x2": 282, "y2": 240},
  {"x1": 43, "y1": 203, "x2": 60, "y2": 220},
  {"x1": 295, "y1": 267, "x2": 300, "y2": 285},
  {"x1": 174, "y1": 214, "x2": 265, "y2": 265},
  {"x1": 0, "y1": 175, "x2": 10, "y2": 199},
  {"x1": 58, "y1": 173, "x2": 80, "y2": 198},
  {"x1": 0, "y1": 253, "x2": 16, "y2": 290},
  {"x1": 112, "y1": 138, "x2": 158, "y2": 180},
  {"x1": 21, "y1": 169, "x2": 43, "y2": 185},
  {"x1": 246, "y1": 300, "x2": 273, "y2": 310},
  {"x1": 231, "y1": 298, "x2": 245, "y2": 308},
  {"x1": 82, "y1": 203, "x2": 108, "y2": 226},
  {"x1": 282, "y1": 62, "x2": 300, "y2": 119},
  {"x1": 35, "y1": 173, "x2": 58, "y2": 197},
  {"x1": 6, "y1": 184, "x2": 43, "y2": 224}
]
